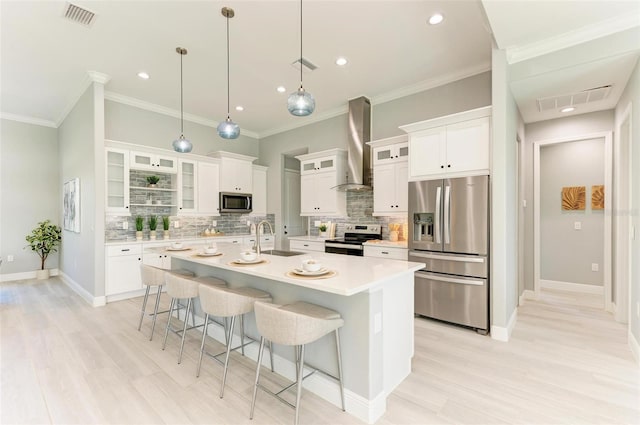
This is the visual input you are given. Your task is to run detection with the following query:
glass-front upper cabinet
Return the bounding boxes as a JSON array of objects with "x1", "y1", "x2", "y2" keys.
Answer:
[
  {"x1": 106, "y1": 148, "x2": 130, "y2": 215},
  {"x1": 130, "y1": 151, "x2": 178, "y2": 173}
]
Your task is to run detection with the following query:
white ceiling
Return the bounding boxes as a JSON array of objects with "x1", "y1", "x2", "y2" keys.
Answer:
[{"x1": 2, "y1": 1, "x2": 639, "y2": 136}]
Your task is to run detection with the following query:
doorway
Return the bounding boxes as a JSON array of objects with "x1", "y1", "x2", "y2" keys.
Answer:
[
  {"x1": 533, "y1": 132, "x2": 613, "y2": 309},
  {"x1": 281, "y1": 155, "x2": 305, "y2": 250}
]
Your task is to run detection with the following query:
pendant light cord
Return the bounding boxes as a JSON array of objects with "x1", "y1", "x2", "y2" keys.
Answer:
[
  {"x1": 226, "y1": 13, "x2": 230, "y2": 119},
  {"x1": 299, "y1": 0, "x2": 303, "y2": 88},
  {"x1": 180, "y1": 51, "x2": 184, "y2": 134}
]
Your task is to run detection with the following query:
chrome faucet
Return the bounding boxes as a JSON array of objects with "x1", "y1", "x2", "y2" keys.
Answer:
[{"x1": 253, "y1": 220, "x2": 274, "y2": 256}]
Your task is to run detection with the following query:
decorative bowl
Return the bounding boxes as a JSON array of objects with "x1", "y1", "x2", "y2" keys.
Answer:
[{"x1": 302, "y1": 259, "x2": 322, "y2": 272}]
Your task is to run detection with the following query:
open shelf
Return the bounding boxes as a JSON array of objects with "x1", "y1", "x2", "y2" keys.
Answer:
[{"x1": 130, "y1": 186, "x2": 177, "y2": 192}]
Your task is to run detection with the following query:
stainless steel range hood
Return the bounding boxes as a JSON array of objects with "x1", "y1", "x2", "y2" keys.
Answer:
[{"x1": 332, "y1": 96, "x2": 372, "y2": 192}]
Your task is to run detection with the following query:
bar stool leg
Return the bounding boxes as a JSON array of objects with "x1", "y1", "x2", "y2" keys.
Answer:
[
  {"x1": 149, "y1": 285, "x2": 163, "y2": 341},
  {"x1": 197, "y1": 313, "x2": 210, "y2": 377},
  {"x1": 162, "y1": 298, "x2": 176, "y2": 350},
  {"x1": 249, "y1": 336, "x2": 266, "y2": 420},
  {"x1": 178, "y1": 298, "x2": 192, "y2": 364},
  {"x1": 220, "y1": 315, "x2": 236, "y2": 398},
  {"x1": 137, "y1": 285, "x2": 151, "y2": 331},
  {"x1": 335, "y1": 329, "x2": 345, "y2": 411},
  {"x1": 268, "y1": 340, "x2": 274, "y2": 372},
  {"x1": 295, "y1": 344, "x2": 305, "y2": 425},
  {"x1": 240, "y1": 314, "x2": 246, "y2": 356}
]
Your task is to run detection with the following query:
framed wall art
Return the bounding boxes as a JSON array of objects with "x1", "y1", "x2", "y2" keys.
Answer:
[
  {"x1": 561, "y1": 186, "x2": 585, "y2": 211},
  {"x1": 591, "y1": 185, "x2": 604, "y2": 210},
  {"x1": 63, "y1": 177, "x2": 80, "y2": 233}
]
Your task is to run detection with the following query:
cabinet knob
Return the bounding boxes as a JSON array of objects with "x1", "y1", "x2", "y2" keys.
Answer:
[
  {"x1": 126, "y1": 206, "x2": 129, "y2": 209},
  {"x1": 395, "y1": 205, "x2": 399, "y2": 208},
  {"x1": 447, "y1": 164, "x2": 451, "y2": 168},
  {"x1": 441, "y1": 165, "x2": 444, "y2": 169}
]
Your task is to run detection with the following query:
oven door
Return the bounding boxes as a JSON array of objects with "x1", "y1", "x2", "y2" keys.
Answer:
[{"x1": 325, "y1": 242, "x2": 364, "y2": 256}]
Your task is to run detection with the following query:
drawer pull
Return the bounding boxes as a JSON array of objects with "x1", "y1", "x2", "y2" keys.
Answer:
[
  {"x1": 121, "y1": 248, "x2": 130, "y2": 252},
  {"x1": 382, "y1": 251, "x2": 389, "y2": 254}
]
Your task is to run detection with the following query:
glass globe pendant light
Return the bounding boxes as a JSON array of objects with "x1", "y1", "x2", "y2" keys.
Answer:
[
  {"x1": 217, "y1": 7, "x2": 240, "y2": 139},
  {"x1": 172, "y1": 47, "x2": 193, "y2": 153},
  {"x1": 287, "y1": 0, "x2": 315, "y2": 116}
]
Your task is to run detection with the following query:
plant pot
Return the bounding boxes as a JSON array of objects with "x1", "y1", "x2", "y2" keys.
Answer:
[
  {"x1": 136, "y1": 231, "x2": 143, "y2": 241},
  {"x1": 36, "y1": 269, "x2": 50, "y2": 280},
  {"x1": 163, "y1": 232, "x2": 170, "y2": 240},
  {"x1": 147, "y1": 184, "x2": 157, "y2": 188},
  {"x1": 319, "y1": 231, "x2": 327, "y2": 238},
  {"x1": 150, "y1": 230, "x2": 157, "y2": 240}
]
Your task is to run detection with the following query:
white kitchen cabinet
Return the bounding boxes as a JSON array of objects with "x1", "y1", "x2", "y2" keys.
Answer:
[
  {"x1": 299, "y1": 154, "x2": 339, "y2": 175},
  {"x1": 363, "y1": 245, "x2": 408, "y2": 260},
  {"x1": 207, "y1": 151, "x2": 257, "y2": 193},
  {"x1": 143, "y1": 243, "x2": 172, "y2": 269},
  {"x1": 250, "y1": 165, "x2": 268, "y2": 216},
  {"x1": 106, "y1": 244, "x2": 142, "y2": 296},
  {"x1": 400, "y1": 106, "x2": 491, "y2": 181},
  {"x1": 130, "y1": 150, "x2": 178, "y2": 174},
  {"x1": 105, "y1": 147, "x2": 131, "y2": 215},
  {"x1": 296, "y1": 149, "x2": 347, "y2": 216},
  {"x1": 177, "y1": 160, "x2": 220, "y2": 216},
  {"x1": 368, "y1": 136, "x2": 409, "y2": 216},
  {"x1": 290, "y1": 239, "x2": 325, "y2": 253}
]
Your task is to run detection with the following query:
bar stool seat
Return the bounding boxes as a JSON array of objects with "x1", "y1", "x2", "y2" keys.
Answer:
[
  {"x1": 250, "y1": 301, "x2": 345, "y2": 425},
  {"x1": 197, "y1": 284, "x2": 273, "y2": 398},
  {"x1": 162, "y1": 272, "x2": 206, "y2": 364},
  {"x1": 138, "y1": 265, "x2": 194, "y2": 341}
]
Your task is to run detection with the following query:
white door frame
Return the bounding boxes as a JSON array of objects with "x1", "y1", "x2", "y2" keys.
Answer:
[
  {"x1": 614, "y1": 102, "x2": 633, "y2": 323},
  {"x1": 533, "y1": 131, "x2": 613, "y2": 310}
]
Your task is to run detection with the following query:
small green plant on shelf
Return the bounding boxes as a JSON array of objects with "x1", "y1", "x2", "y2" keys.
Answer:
[
  {"x1": 162, "y1": 216, "x2": 170, "y2": 231},
  {"x1": 148, "y1": 215, "x2": 158, "y2": 231},
  {"x1": 135, "y1": 216, "x2": 144, "y2": 231},
  {"x1": 146, "y1": 175, "x2": 160, "y2": 187},
  {"x1": 318, "y1": 224, "x2": 327, "y2": 232}
]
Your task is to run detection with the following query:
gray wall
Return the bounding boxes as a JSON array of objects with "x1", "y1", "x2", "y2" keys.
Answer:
[
  {"x1": 105, "y1": 101, "x2": 259, "y2": 159},
  {"x1": 614, "y1": 58, "x2": 640, "y2": 345},
  {"x1": 261, "y1": 72, "x2": 492, "y2": 250},
  {"x1": 58, "y1": 84, "x2": 100, "y2": 295},
  {"x1": 540, "y1": 139, "x2": 604, "y2": 285},
  {"x1": 523, "y1": 110, "x2": 614, "y2": 293},
  {"x1": 0, "y1": 119, "x2": 59, "y2": 275}
]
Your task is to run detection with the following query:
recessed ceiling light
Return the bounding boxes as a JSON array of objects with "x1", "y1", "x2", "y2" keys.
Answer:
[
  {"x1": 336, "y1": 57, "x2": 348, "y2": 66},
  {"x1": 428, "y1": 13, "x2": 444, "y2": 25},
  {"x1": 561, "y1": 107, "x2": 575, "y2": 113},
  {"x1": 235, "y1": 105, "x2": 244, "y2": 111},
  {"x1": 137, "y1": 71, "x2": 150, "y2": 80},
  {"x1": 277, "y1": 86, "x2": 286, "y2": 93}
]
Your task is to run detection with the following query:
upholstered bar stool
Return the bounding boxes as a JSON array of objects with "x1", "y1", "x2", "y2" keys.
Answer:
[
  {"x1": 161, "y1": 272, "x2": 223, "y2": 364},
  {"x1": 197, "y1": 284, "x2": 272, "y2": 398},
  {"x1": 138, "y1": 264, "x2": 195, "y2": 341},
  {"x1": 250, "y1": 301, "x2": 345, "y2": 425}
]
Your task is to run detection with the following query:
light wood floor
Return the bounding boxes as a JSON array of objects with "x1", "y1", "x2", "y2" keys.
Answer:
[{"x1": 1, "y1": 279, "x2": 638, "y2": 424}]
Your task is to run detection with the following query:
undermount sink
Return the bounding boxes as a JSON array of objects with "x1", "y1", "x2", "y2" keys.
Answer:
[{"x1": 261, "y1": 249, "x2": 305, "y2": 257}]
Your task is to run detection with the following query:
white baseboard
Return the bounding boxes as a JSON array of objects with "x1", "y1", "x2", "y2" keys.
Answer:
[
  {"x1": 0, "y1": 268, "x2": 59, "y2": 282},
  {"x1": 629, "y1": 330, "x2": 640, "y2": 366},
  {"x1": 491, "y1": 307, "x2": 517, "y2": 342},
  {"x1": 518, "y1": 289, "x2": 536, "y2": 305},
  {"x1": 540, "y1": 279, "x2": 604, "y2": 295},
  {"x1": 58, "y1": 271, "x2": 106, "y2": 307},
  {"x1": 190, "y1": 313, "x2": 386, "y2": 424}
]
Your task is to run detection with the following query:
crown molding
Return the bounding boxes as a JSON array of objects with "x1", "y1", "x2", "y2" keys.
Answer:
[
  {"x1": 257, "y1": 63, "x2": 491, "y2": 139},
  {"x1": 104, "y1": 91, "x2": 259, "y2": 139},
  {"x1": 506, "y1": 14, "x2": 640, "y2": 64},
  {"x1": 0, "y1": 112, "x2": 57, "y2": 128}
]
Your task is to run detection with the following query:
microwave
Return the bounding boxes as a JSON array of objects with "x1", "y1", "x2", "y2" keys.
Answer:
[{"x1": 219, "y1": 192, "x2": 252, "y2": 213}]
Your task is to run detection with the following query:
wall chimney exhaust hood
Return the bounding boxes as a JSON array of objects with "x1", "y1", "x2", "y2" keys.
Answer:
[{"x1": 332, "y1": 96, "x2": 372, "y2": 192}]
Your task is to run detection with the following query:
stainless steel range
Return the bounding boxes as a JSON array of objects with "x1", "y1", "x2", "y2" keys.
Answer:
[{"x1": 324, "y1": 224, "x2": 382, "y2": 256}]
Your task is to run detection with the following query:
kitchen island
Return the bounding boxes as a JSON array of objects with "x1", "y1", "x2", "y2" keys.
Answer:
[{"x1": 166, "y1": 243, "x2": 424, "y2": 424}]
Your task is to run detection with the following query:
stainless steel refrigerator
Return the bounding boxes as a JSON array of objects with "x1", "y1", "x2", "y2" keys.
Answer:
[{"x1": 408, "y1": 175, "x2": 490, "y2": 334}]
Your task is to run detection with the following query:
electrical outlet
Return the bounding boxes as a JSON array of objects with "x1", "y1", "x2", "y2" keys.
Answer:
[
  {"x1": 174, "y1": 220, "x2": 180, "y2": 228},
  {"x1": 7, "y1": 255, "x2": 14, "y2": 262},
  {"x1": 314, "y1": 220, "x2": 321, "y2": 227},
  {"x1": 211, "y1": 220, "x2": 217, "y2": 227},
  {"x1": 574, "y1": 221, "x2": 582, "y2": 230},
  {"x1": 591, "y1": 263, "x2": 599, "y2": 272},
  {"x1": 247, "y1": 220, "x2": 252, "y2": 226},
  {"x1": 122, "y1": 221, "x2": 128, "y2": 230}
]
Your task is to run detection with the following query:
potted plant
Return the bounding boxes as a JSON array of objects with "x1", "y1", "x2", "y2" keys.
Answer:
[
  {"x1": 162, "y1": 216, "x2": 170, "y2": 239},
  {"x1": 25, "y1": 219, "x2": 62, "y2": 279},
  {"x1": 148, "y1": 215, "x2": 158, "y2": 240},
  {"x1": 135, "y1": 216, "x2": 144, "y2": 240},
  {"x1": 146, "y1": 175, "x2": 160, "y2": 188},
  {"x1": 318, "y1": 224, "x2": 328, "y2": 238}
]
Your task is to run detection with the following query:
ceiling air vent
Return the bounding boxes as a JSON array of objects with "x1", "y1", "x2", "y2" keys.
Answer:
[
  {"x1": 537, "y1": 85, "x2": 612, "y2": 112},
  {"x1": 291, "y1": 57, "x2": 317, "y2": 74},
  {"x1": 63, "y1": 2, "x2": 96, "y2": 27}
]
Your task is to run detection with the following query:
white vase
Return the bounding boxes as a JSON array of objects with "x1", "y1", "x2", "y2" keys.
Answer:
[
  {"x1": 136, "y1": 231, "x2": 143, "y2": 241},
  {"x1": 164, "y1": 231, "x2": 170, "y2": 240},
  {"x1": 150, "y1": 230, "x2": 157, "y2": 240},
  {"x1": 319, "y1": 231, "x2": 327, "y2": 238},
  {"x1": 35, "y1": 269, "x2": 50, "y2": 280}
]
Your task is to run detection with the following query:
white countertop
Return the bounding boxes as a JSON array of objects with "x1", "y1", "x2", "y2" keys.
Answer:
[
  {"x1": 162, "y1": 242, "x2": 424, "y2": 296},
  {"x1": 364, "y1": 240, "x2": 408, "y2": 248},
  {"x1": 105, "y1": 234, "x2": 251, "y2": 246}
]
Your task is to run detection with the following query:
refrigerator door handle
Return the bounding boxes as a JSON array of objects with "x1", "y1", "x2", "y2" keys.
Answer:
[
  {"x1": 410, "y1": 251, "x2": 486, "y2": 263},
  {"x1": 434, "y1": 186, "x2": 441, "y2": 244},
  {"x1": 444, "y1": 185, "x2": 451, "y2": 244},
  {"x1": 415, "y1": 271, "x2": 484, "y2": 286}
]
